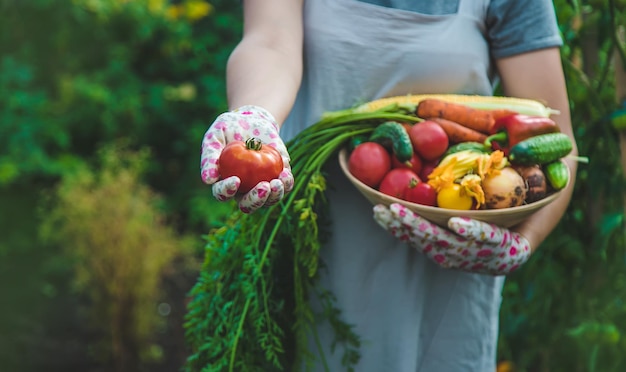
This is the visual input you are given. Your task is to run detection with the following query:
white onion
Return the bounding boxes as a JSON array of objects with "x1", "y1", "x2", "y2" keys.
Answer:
[{"x1": 482, "y1": 167, "x2": 527, "y2": 209}]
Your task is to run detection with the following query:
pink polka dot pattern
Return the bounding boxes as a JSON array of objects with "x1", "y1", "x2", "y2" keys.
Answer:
[
  {"x1": 373, "y1": 203, "x2": 532, "y2": 276},
  {"x1": 201, "y1": 105, "x2": 294, "y2": 213}
]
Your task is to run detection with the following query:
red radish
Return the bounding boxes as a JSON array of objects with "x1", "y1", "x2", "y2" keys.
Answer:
[
  {"x1": 378, "y1": 168, "x2": 420, "y2": 199},
  {"x1": 405, "y1": 180, "x2": 437, "y2": 206},
  {"x1": 409, "y1": 120, "x2": 449, "y2": 161},
  {"x1": 392, "y1": 152, "x2": 423, "y2": 174},
  {"x1": 348, "y1": 142, "x2": 391, "y2": 188},
  {"x1": 419, "y1": 160, "x2": 439, "y2": 182}
]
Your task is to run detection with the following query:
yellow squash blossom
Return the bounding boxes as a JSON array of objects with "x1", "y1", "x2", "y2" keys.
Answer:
[
  {"x1": 427, "y1": 157, "x2": 458, "y2": 191},
  {"x1": 477, "y1": 150, "x2": 508, "y2": 180},
  {"x1": 460, "y1": 174, "x2": 485, "y2": 208}
]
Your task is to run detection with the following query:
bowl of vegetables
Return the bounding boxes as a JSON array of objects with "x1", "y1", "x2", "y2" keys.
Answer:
[
  {"x1": 339, "y1": 148, "x2": 569, "y2": 228},
  {"x1": 338, "y1": 96, "x2": 576, "y2": 228}
]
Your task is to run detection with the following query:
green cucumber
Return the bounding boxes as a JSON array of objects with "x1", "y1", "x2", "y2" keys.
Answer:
[
  {"x1": 369, "y1": 121, "x2": 413, "y2": 162},
  {"x1": 443, "y1": 141, "x2": 491, "y2": 157},
  {"x1": 544, "y1": 161, "x2": 569, "y2": 190},
  {"x1": 348, "y1": 134, "x2": 369, "y2": 152},
  {"x1": 508, "y1": 133, "x2": 573, "y2": 165}
]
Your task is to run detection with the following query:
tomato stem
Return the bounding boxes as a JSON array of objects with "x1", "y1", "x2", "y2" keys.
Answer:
[{"x1": 245, "y1": 137, "x2": 263, "y2": 151}]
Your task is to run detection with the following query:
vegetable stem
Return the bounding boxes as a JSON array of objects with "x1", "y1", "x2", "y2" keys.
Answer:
[{"x1": 566, "y1": 154, "x2": 590, "y2": 163}]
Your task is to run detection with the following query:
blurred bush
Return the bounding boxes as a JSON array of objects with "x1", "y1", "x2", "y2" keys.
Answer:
[
  {"x1": 497, "y1": 1, "x2": 626, "y2": 371},
  {"x1": 0, "y1": 0, "x2": 239, "y2": 227},
  {"x1": 0, "y1": 0, "x2": 239, "y2": 370},
  {"x1": 39, "y1": 142, "x2": 197, "y2": 372}
]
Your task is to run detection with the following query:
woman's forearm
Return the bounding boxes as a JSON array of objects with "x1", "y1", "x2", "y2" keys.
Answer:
[
  {"x1": 497, "y1": 47, "x2": 577, "y2": 251},
  {"x1": 225, "y1": 0, "x2": 304, "y2": 124},
  {"x1": 226, "y1": 42, "x2": 303, "y2": 123}
]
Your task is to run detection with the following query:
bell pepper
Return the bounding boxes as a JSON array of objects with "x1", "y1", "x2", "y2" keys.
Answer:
[{"x1": 484, "y1": 114, "x2": 559, "y2": 155}]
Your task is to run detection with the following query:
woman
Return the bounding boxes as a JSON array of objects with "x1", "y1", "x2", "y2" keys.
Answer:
[{"x1": 200, "y1": 0, "x2": 576, "y2": 370}]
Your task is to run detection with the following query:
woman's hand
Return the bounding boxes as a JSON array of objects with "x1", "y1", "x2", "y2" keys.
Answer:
[
  {"x1": 373, "y1": 203, "x2": 531, "y2": 275},
  {"x1": 201, "y1": 105, "x2": 294, "y2": 213}
]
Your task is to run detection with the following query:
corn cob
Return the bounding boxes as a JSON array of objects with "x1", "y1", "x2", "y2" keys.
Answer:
[{"x1": 354, "y1": 94, "x2": 560, "y2": 118}]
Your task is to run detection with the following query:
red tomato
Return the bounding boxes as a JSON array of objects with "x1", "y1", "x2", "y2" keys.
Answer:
[
  {"x1": 218, "y1": 137, "x2": 284, "y2": 194},
  {"x1": 378, "y1": 168, "x2": 420, "y2": 199},
  {"x1": 348, "y1": 142, "x2": 391, "y2": 188},
  {"x1": 409, "y1": 121, "x2": 449, "y2": 161},
  {"x1": 392, "y1": 152, "x2": 423, "y2": 174},
  {"x1": 405, "y1": 181, "x2": 437, "y2": 206},
  {"x1": 419, "y1": 160, "x2": 439, "y2": 182}
]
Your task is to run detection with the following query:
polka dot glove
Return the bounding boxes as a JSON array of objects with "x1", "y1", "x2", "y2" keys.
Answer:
[
  {"x1": 373, "y1": 203, "x2": 532, "y2": 276},
  {"x1": 200, "y1": 105, "x2": 294, "y2": 213}
]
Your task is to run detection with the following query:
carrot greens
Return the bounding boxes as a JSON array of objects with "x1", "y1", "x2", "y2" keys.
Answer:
[{"x1": 184, "y1": 105, "x2": 420, "y2": 372}]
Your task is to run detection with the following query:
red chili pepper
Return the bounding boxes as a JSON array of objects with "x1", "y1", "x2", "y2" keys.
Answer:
[{"x1": 484, "y1": 114, "x2": 560, "y2": 155}]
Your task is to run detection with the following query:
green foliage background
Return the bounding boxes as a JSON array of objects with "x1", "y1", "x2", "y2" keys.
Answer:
[{"x1": 0, "y1": 0, "x2": 625, "y2": 371}]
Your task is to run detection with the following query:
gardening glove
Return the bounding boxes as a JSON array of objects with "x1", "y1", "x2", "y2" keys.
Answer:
[
  {"x1": 201, "y1": 105, "x2": 294, "y2": 213},
  {"x1": 373, "y1": 203, "x2": 531, "y2": 276}
]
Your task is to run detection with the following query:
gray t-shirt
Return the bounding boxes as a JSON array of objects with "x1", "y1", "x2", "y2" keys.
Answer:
[{"x1": 357, "y1": 0, "x2": 563, "y2": 58}]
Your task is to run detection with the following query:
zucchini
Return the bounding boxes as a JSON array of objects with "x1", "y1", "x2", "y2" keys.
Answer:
[
  {"x1": 544, "y1": 161, "x2": 569, "y2": 190},
  {"x1": 443, "y1": 141, "x2": 491, "y2": 157},
  {"x1": 508, "y1": 133, "x2": 573, "y2": 165},
  {"x1": 369, "y1": 121, "x2": 413, "y2": 162}
]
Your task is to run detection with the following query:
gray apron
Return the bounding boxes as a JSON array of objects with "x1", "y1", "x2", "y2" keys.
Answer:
[{"x1": 282, "y1": 0, "x2": 505, "y2": 371}]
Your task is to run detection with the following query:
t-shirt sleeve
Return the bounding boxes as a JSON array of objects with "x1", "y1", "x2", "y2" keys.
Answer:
[{"x1": 486, "y1": 0, "x2": 563, "y2": 59}]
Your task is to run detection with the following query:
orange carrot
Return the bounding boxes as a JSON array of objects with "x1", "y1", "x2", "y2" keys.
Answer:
[
  {"x1": 416, "y1": 99, "x2": 495, "y2": 134},
  {"x1": 489, "y1": 109, "x2": 518, "y2": 121},
  {"x1": 427, "y1": 117, "x2": 488, "y2": 144}
]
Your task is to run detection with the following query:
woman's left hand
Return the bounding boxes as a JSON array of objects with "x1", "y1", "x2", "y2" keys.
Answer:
[{"x1": 373, "y1": 203, "x2": 532, "y2": 276}]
